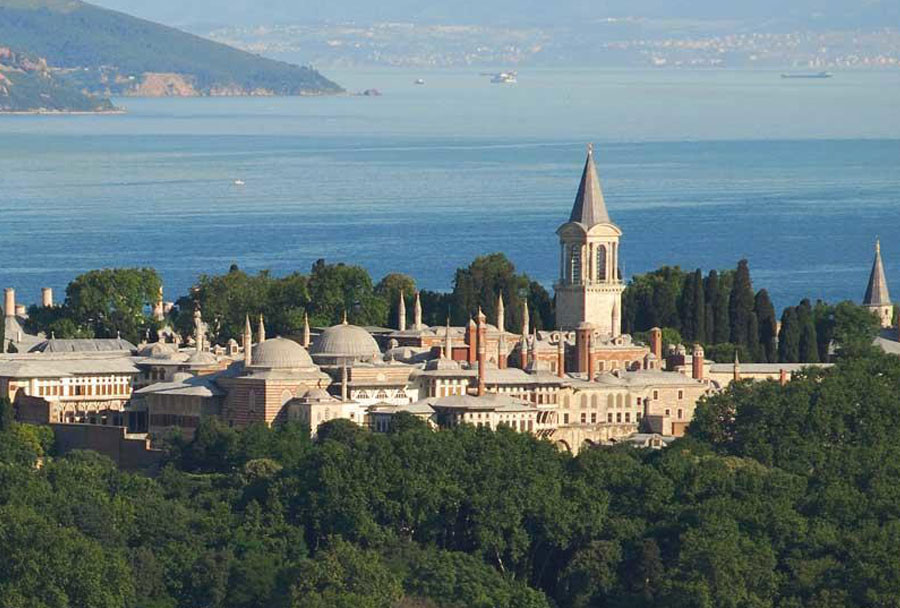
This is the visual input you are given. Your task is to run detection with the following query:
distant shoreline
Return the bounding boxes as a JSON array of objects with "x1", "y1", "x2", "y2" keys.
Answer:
[{"x1": 0, "y1": 109, "x2": 126, "y2": 116}]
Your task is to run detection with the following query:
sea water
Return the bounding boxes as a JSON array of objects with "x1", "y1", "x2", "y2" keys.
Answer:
[{"x1": 1, "y1": 67, "x2": 899, "y2": 311}]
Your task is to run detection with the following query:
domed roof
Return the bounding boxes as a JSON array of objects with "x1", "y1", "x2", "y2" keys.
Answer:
[
  {"x1": 311, "y1": 322, "x2": 381, "y2": 359},
  {"x1": 186, "y1": 350, "x2": 218, "y2": 366},
  {"x1": 252, "y1": 337, "x2": 315, "y2": 369},
  {"x1": 139, "y1": 341, "x2": 178, "y2": 359}
]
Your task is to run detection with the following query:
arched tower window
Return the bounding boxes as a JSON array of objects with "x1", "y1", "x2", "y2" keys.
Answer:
[
  {"x1": 596, "y1": 245, "x2": 607, "y2": 282},
  {"x1": 569, "y1": 245, "x2": 582, "y2": 285}
]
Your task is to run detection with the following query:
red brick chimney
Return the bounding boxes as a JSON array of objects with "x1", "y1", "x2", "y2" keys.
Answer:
[
  {"x1": 477, "y1": 309, "x2": 487, "y2": 396},
  {"x1": 650, "y1": 327, "x2": 662, "y2": 360},
  {"x1": 466, "y1": 318, "x2": 477, "y2": 365},
  {"x1": 779, "y1": 368, "x2": 788, "y2": 386},
  {"x1": 587, "y1": 334, "x2": 596, "y2": 380},
  {"x1": 691, "y1": 344, "x2": 704, "y2": 381},
  {"x1": 576, "y1": 323, "x2": 593, "y2": 375},
  {"x1": 557, "y1": 334, "x2": 566, "y2": 378}
]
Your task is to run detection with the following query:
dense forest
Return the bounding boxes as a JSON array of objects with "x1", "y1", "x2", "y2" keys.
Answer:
[{"x1": 2, "y1": 347, "x2": 900, "y2": 606}]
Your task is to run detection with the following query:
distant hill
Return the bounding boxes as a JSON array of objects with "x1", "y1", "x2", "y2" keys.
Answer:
[
  {"x1": 0, "y1": 46, "x2": 114, "y2": 111},
  {"x1": 0, "y1": 0, "x2": 342, "y2": 97}
]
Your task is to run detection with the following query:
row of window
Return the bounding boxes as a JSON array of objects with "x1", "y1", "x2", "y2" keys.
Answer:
[{"x1": 562, "y1": 411, "x2": 642, "y2": 425}]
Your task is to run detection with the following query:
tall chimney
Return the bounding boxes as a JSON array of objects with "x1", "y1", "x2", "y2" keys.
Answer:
[
  {"x1": 779, "y1": 368, "x2": 788, "y2": 386},
  {"x1": 414, "y1": 291, "x2": 423, "y2": 329},
  {"x1": 41, "y1": 287, "x2": 53, "y2": 308},
  {"x1": 733, "y1": 349, "x2": 741, "y2": 382},
  {"x1": 587, "y1": 333, "x2": 596, "y2": 380},
  {"x1": 153, "y1": 286, "x2": 164, "y2": 321},
  {"x1": 522, "y1": 300, "x2": 530, "y2": 336},
  {"x1": 576, "y1": 323, "x2": 593, "y2": 374},
  {"x1": 650, "y1": 327, "x2": 662, "y2": 361},
  {"x1": 498, "y1": 332, "x2": 507, "y2": 369},
  {"x1": 466, "y1": 318, "x2": 477, "y2": 365},
  {"x1": 398, "y1": 291, "x2": 407, "y2": 331},
  {"x1": 4, "y1": 288, "x2": 14, "y2": 318},
  {"x1": 557, "y1": 333, "x2": 566, "y2": 378},
  {"x1": 243, "y1": 315, "x2": 253, "y2": 366},
  {"x1": 257, "y1": 314, "x2": 266, "y2": 343},
  {"x1": 496, "y1": 293, "x2": 505, "y2": 334},
  {"x1": 520, "y1": 334, "x2": 529, "y2": 369},
  {"x1": 477, "y1": 309, "x2": 487, "y2": 396},
  {"x1": 303, "y1": 312, "x2": 311, "y2": 348},
  {"x1": 692, "y1": 344, "x2": 705, "y2": 381},
  {"x1": 444, "y1": 319, "x2": 452, "y2": 359}
]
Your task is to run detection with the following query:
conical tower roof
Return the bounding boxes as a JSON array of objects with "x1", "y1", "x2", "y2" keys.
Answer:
[
  {"x1": 864, "y1": 239, "x2": 891, "y2": 306},
  {"x1": 569, "y1": 144, "x2": 611, "y2": 228}
]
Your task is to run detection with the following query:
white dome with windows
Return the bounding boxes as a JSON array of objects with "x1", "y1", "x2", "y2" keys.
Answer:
[{"x1": 252, "y1": 337, "x2": 316, "y2": 369}]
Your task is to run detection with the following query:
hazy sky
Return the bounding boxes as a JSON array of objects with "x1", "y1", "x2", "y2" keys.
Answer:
[{"x1": 88, "y1": 0, "x2": 899, "y2": 29}]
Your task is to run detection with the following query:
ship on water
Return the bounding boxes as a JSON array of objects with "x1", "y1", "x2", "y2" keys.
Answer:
[{"x1": 781, "y1": 71, "x2": 833, "y2": 79}]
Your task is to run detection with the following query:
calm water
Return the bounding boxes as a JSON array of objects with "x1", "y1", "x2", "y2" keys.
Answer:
[{"x1": 1, "y1": 68, "x2": 899, "y2": 312}]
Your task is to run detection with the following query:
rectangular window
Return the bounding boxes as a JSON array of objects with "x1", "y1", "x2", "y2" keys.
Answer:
[
  {"x1": 665, "y1": 409, "x2": 671, "y2": 416},
  {"x1": 607, "y1": 413, "x2": 613, "y2": 423},
  {"x1": 591, "y1": 413, "x2": 597, "y2": 423},
  {"x1": 616, "y1": 413, "x2": 622, "y2": 423},
  {"x1": 625, "y1": 412, "x2": 631, "y2": 423},
  {"x1": 678, "y1": 390, "x2": 684, "y2": 400},
  {"x1": 677, "y1": 409, "x2": 683, "y2": 420},
  {"x1": 563, "y1": 413, "x2": 569, "y2": 424},
  {"x1": 580, "y1": 413, "x2": 587, "y2": 424}
]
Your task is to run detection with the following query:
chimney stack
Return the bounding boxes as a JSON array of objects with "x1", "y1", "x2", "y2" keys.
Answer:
[
  {"x1": 466, "y1": 318, "x2": 477, "y2": 365},
  {"x1": 477, "y1": 308, "x2": 487, "y2": 396},
  {"x1": 41, "y1": 287, "x2": 53, "y2": 308},
  {"x1": 153, "y1": 286, "x2": 164, "y2": 321},
  {"x1": 243, "y1": 315, "x2": 253, "y2": 366},
  {"x1": 303, "y1": 312, "x2": 311, "y2": 348},
  {"x1": 498, "y1": 333, "x2": 507, "y2": 369},
  {"x1": 398, "y1": 291, "x2": 407, "y2": 331},
  {"x1": 414, "y1": 291, "x2": 423, "y2": 329},
  {"x1": 557, "y1": 333, "x2": 566, "y2": 378},
  {"x1": 649, "y1": 327, "x2": 662, "y2": 361},
  {"x1": 692, "y1": 344, "x2": 705, "y2": 381},
  {"x1": 733, "y1": 349, "x2": 741, "y2": 382},
  {"x1": 257, "y1": 314, "x2": 266, "y2": 343},
  {"x1": 4, "y1": 288, "x2": 14, "y2": 318},
  {"x1": 779, "y1": 368, "x2": 788, "y2": 386},
  {"x1": 576, "y1": 323, "x2": 593, "y2": 375},
  {"x1": 587, "y1": 333, "x2": 596, "y2": 380}
]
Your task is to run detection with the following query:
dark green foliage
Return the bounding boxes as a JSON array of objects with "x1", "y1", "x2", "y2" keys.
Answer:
[
  {"x1": 448, "y1": 253, "x2": 553, "y2": 331},
  {"x1": 779, "y1": 306, "x2": 801, "y2": 362},
  {"x1": 797, "y1": 299, "x2": 820, "y2": 364},
  {"x1": 679, "y1": 269, "x2": 706, "y2": 343},
  {"x1": 622, "y1": 265, "x2": 685, "y2": 334},
  {"x1": 375, "y1": 273, "x2": 417, "y2": 330},
  {"x1": 307, "y1": 259, "x2": 388, "y2": 327},
  {"x1": 728, "y1": 259, "x2": 755, "y2": 346},
  {"x1": 755, "y1": 289, "x2": 778, "y2": 363},
  {"x1": 0, "y1": 1, "x2": 341, "y2": 96}
]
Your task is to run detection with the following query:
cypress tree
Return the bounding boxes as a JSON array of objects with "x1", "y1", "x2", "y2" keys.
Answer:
[
  {"x1": 704, "y1": 270, "x2": 719, "y2": 341},
  {"x1": 747, "y1": 312, "x2": 761, "y2": 362},
  {"x1": 797, "y1": 299, "x2": 820, "y2": 363},
  {"x1": 729, "y1": 259, "x2": 755, "y2": 346},
  {"x1": 754, "y1": 289, "x2": 778, "y2": 363},
  {"x1": 679, "y1": 269, "x2": 706, "y2": 342},
  {"x1": 779, "y1": 307, "x2": 801, "y2": 363},
  {"x1": 706, "y1": 270, "x2": 731, "y2": 344},
  {"x1": 704, "y1": 302, "x2": 715, "y2": 345}
]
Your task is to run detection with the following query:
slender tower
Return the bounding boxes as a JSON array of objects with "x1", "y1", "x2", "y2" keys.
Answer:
[
  {"x1": 398, "y1": 291, "x2": 407, "y2": 331},
  {"x1": 302, "y1": 312, "x2": 311, "y2": 348},
  {"x1": 414, "y1": 291, "x2": 423, "y2": 329},
  {"x1": 444, "y1": 318, "x2": 453, "y2": 359},
  {"x1": 497, "y1": 293, "x2": 505, "y2": 334},
  {"x1": 257, "y1": 314, "x2": 266, "y2": 343},
  {"x1": 863, "y1": 239, "x2": 893, "y2": 328},
  {"x1": 243, "y1": 315, "x2": 253, "y2": 366},
  {"x1": 555, "y1": 144, "x2": 624, "y2": 337}
]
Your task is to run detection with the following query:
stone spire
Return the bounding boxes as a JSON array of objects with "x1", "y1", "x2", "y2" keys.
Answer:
[
  {"x1": 522, "y1": 300, "x2": 530, "y2": 337},
  {"x1": 864, "y1": 238, "x2": 891, "y2": 306},
  {"x1": 414, "y1": 291, "x2": 423, "y2": 329},
  {"x1": 398, "y1": 290, "x2": 407, "y2": 331},
  {"x1": 496, "y1": 293, "x2": 505, "y2": 333},
  {"x1": 257, "y1": 314, "x2": 266, "y2": 343},
  {"x1": 733, "y1": 348, "x2": 741, "y2": 382},
  {"x1": 444, "y1": 318, "x2": 452, "y2": 359},
  {"x1": 569, "y1": 143, "x2": 611, "y2": 228},
  {"x1": 243, "y1": 315, "x2": 252, "y2": 366},
  {"x1": 302, "y1": 311, "x2": 311, "y2": 348}
]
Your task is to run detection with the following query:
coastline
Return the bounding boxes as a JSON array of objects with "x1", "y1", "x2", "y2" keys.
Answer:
[{"x1": 0, "y1": 109, "x2": 127, "y2": 115}]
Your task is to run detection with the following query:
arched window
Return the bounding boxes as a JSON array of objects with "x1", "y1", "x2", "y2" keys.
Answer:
[
  {"x1": 616, "y1": 394, "x2": 624, "y2": 409},
  {"x1": 607, "y1": 394, "x2": 614, "y2": 409},
  {"x1": 569, "y1": 245, "x2": 582, "y2": 285},
  {"x1": 596, "y1": 245, "x2": 607, "y2": 282},
  {"x1": 580, "y1": 394, "x2": 588, "y2": 409},
  {"x1": 591, "y1": 395, "x2": 599, "y2": 409}
]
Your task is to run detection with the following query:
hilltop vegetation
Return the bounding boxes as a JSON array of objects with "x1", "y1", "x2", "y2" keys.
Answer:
[
  {"x1": 0, "y1": 46, "x2": 114, "y2": 111},
  {"x1": 4, "y1": 350, "x2": 900, "y2": 605},
  {"x1": 0, "y1": 0, "x2": 341, "y2": 97}
]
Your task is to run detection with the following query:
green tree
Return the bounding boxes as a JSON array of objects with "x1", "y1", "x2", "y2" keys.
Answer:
[
  {"x1": 449, "y1": 253, "x2": 544, "y2": 331},
  {"x1": 778, "y1": 306, "x2": 801, "y2": 363},
  {"x1": 831, "y1": 300, "x2": 882, "y2": 358},
  {"x1": 679, "y1": 269, "x2": 706, "y2": 343},
  {"x1": 797, "y1": 299, "x2": 820, "y2": 363},
  {"x1": 728, "y1": 260, "x2": 755, "y2": 346},
  {"x1": 754, "y1": 289, "x2": 778, "y2": 363},
  {"x1": 374, "y1": 273, "x2": 416, "y2": 330},
  {"x1": 307, "y1": 259, "x2": 387, "y2": 327}
]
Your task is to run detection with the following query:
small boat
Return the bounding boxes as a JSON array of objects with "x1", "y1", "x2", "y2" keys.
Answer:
[
  {"x1": 781, "y1": 71, "x2": 832, "y2": 79},
  {"x1": 232, "y1": 179, "x2": 245, "y2": 186},
  {"x1": 414, "y1": 78, "x2": 425, "y2": 85},
  {"x1": 490, "y1": 71, "x2": 518, "y2": 84}
]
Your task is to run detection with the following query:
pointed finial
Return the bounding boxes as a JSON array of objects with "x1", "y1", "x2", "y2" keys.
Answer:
[
  {"x1": 734, "y1": 349, "x2": 740, "y2": 365},
  {"x1": 342, "y1": 310, "x2": 348, "y2": 325},
  {"x1": 587, "y1": 142, "x2": 594, "y2": 155},
  {"x1": 876, "y1": 237, "x2": 881, "y2": 254},
  {"x1": 257, "y1": 314, "x2": 266, "y2": 343},
  {"x1": 302, "y1": 310, "x2": 311, "y2": 348}
]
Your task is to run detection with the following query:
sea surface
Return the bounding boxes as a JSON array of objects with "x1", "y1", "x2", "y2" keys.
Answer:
[{"x1": 1, "y1": 67, "x2": 899, "y2": 312}]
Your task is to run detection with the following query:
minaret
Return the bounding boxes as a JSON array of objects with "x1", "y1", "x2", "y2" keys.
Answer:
[
  {"x1": 555, "y1": 144, "x2": 624, "y2": 337},
  {"x1": 496, "y1": 293, "x2": 505, "y2": 334},
  {"x1": 243, "y1": 315, "x2": 253, "y2": 366},
  {"x1": 257, "y1": 314, "x2": 266, "y2": 343},
  {"x1": 863, "y1": 239, "x2": 893, "y2": 328},
  {"x1": 444, "y1": 318, "x2": 453, "y2": 359},
  {"x1": 414, "y1": 291, "x2": 423, "y2": 329},
  {"x1": 557, "y1": 334, "x2": 565, "y2": 378},
  {"x1": 733, "y1": 349, "x2": 741, "y2": 382},
  {"x1": 398, "y1": 291, "x2": 407, "y2": 331},
  {"x1": 153, "y1": 286, "x2": 164, "y2": 321},
  {"x1": 302, "y1": 311, "x2": 311, "y2": 348},
  {"x1": 522, "y1": 300, "x2": 530, "y2": 336}
]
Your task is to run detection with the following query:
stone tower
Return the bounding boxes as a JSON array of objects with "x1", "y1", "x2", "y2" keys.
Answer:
[
  {"x1": 863, "y1": 239, "x2": 893, "y2": 328},
  {"x1": 554, "y1": 144, "x2": 624, "y2": 337}
]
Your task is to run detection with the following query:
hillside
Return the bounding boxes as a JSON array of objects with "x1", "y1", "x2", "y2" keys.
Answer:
[
  {"x1": 0, "y1": 0, "x2": 342, "y2": 97},
  {"x1": 0, "y1": 46, "x2": 114, "y2": 111}
]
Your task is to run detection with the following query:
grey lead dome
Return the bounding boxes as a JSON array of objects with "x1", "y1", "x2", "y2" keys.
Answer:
[{"x1": 251, "y1": 337, "x2": 315, "y2": 369}]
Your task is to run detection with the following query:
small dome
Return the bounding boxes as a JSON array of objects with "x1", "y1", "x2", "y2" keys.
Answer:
[
  {"x1": 139, "y1": 342, "x2": 178, "y2": 359},
  {"x1": 311, "y1": 322, "x2": 381, "y2": 359},
  {"x1": 301, "y1": 388, "x2": 337, "y2": 403},
  {"x1": 186, "y1": 350, "x2": 218, "y2": 365},
  {"x1": 252, "y1": 337, "x2": 315, "y2": 369},
  {"x1": 425, "y1": 357, "x2": 461, "y2": 371}
]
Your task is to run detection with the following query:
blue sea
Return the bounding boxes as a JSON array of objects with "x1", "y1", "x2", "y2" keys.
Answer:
[{"x1": 1, "y1": 67, "x2": 899, "y2": 312}]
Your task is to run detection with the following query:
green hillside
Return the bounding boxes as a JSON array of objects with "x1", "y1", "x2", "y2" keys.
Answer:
[
  {"x1": 0, "y1": 0, "x2": 342, "y2": 96},
  {"x1": 0, "y1": 46, "x2": 114, "y2": 111}
]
